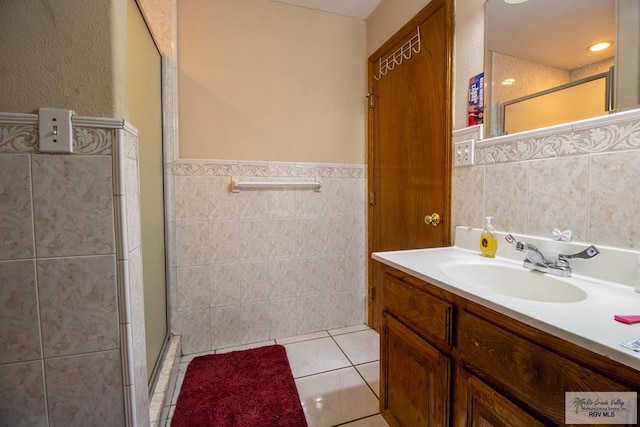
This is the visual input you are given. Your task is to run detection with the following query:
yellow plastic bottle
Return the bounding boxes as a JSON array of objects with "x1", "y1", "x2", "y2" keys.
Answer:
[{"x1": 480, "y1": 216, "x2": 497, "y2": 258}]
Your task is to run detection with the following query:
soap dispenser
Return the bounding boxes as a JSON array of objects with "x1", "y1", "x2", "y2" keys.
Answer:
[{"x1": 480, "y1": 216, "x2": 497, "y2": 258}]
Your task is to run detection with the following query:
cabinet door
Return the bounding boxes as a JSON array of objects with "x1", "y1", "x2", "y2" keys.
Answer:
[
  {"x1": 381, "y1": 313, "x2": 450, "y2": 427},
  {"x1": 454, "y1": 368, "x2": 546, "y2": 427}
]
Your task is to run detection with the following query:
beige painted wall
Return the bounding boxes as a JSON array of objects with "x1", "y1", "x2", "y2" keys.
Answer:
[
  {"x1": 366, "y1": 0, "x2": 431, "y2": 56},
  {"x1": 365, "y1": 0, "x2": 485, "y2": 130},
  {"x1": 173, "y1": 0, "x2": 485, "y2": 164},
  {"x1": 0, "y1": 0, "x2": 126, "y2": 117},
  {"x1": 177, "y1": 0, "x2": 366, "y2": 163}
]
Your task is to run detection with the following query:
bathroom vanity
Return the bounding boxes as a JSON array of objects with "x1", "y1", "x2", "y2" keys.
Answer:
[{"x1": 373, "y1": 228, "x2": 640, "y2": 426}]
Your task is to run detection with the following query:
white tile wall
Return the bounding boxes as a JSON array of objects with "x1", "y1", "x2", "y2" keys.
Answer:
[
  {"x1": 527, "y1": 156, "x2": 589, "y2": 240},
  {"x1": 169, "y1": 162, "x2": 366, "y2": 354},
  {"x1": 0, "y1": 260, "x2": 40, "y2": 364},
  {"x1": 0, "y1": 154, "x2": 34, "y2": 259},
  {"x1": 588, "y1": 150, "x2": 640, "y2": 247},
  {"x1": 37, "y1": 255, "x2": 119, "y2": 358},
  {"x1": 45, "y1": 350, "x2": 124, "y2": 426},
  {"x1": 453, "y1": 109, "x2": 640, "y2": 250},
  {"x1": 0, "y1": 360, "x2": 48, "y2": 425},
  {"x1": 32, "y1": 154, "x2": 115, "y2": 257},
  {"x1": 0, "y1": 118, "x2": 147, "y2": 427}
]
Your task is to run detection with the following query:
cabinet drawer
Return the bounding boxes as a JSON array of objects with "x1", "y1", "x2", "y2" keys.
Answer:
[
  {"x1": 454, "y1": 368, "x2": 546, "y2": 427},
  {"x1": 458, "y1": 311, "x2": 633, "y2": 425},
  {"x1": 383, "y1": 273, "x2": 453, "y2": 346}
]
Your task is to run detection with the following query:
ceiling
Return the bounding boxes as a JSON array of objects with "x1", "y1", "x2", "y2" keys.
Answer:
[
  {"x1": 486, "y1": 0, "x2": 615, "y2": 71},
  {"x1": 270, "y1": 0, "x2": 382, "y2": 20}
]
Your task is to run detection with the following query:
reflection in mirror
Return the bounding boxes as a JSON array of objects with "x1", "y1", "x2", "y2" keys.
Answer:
[
  {"x1": 501, "y1": 71, "x2": 611, "y2": 135},
  {"x1": 483, "y1": 0, "x2": 639, "y2": 138}
]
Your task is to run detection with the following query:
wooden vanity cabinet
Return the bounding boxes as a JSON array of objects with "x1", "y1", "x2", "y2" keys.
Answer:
[
  {"x1": 457, "y1": 307, "x2": 637, "y2": 426},
  {"x1": 380, "y1": 271, "x2": 454, "y2": 427},
  {"x1": 381, "y1": 313, "x2": 451, "y2": 426},
  {"x1": 378, "y1": 265, "x2": 640, "y2": 427}
]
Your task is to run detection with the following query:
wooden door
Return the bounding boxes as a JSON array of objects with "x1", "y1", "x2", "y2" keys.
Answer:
[
  {"x1": 381, "y1": 313, "x2": 451, "y2": 427},
  {"x1": 368, "y1": 0, "x2": 453, "y2": 330}
]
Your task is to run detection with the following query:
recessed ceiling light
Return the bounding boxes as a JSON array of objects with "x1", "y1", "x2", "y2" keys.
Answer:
[
  {"x1": 504, "y1": 0, "x2": 529, "y2": 4},
  {"x1": 502, "y1": 78, "x2": 516, "y2": 85},
  {"x1": 587, "y1": 41, "x2": 613, "y2": 52}
]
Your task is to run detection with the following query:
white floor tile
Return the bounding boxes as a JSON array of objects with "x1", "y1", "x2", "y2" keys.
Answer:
[
  {"x1": 276, "y1": 331, "x2": 330, "y2": 344},
  {"x1": 295, "y1": 367, "x2": 379, "y2": 427},
  {"x1": 333, "y1": 329, "x2": 380, "y2": 365},
  {"x1": 170, "y1": 363, "x2": 189, "y2": 406},
  {"x1": 285, "y1": 337, "x2": 351, "y2": 378},
  {"x1": 327, "y1": 324, "x2": 370, "y2": 336},
  {"x1": 341, "y1": 414, "x2": 390, "y2": 426},
  {"x1": 215, "y1": 340, "x2": 276, "y2": 354},
  {"x1": 355, "y1": 361, "x2": 380, "y2": 398}
]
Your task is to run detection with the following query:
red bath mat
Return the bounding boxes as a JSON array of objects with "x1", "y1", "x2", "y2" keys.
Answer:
[{"x1": 171, "y1": 344, "x2": 307, "y2": 427}]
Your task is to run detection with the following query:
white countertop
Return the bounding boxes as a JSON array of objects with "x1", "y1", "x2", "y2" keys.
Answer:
[{"x1": 372, "y1": 228, "x2": 640, "y2": 371}]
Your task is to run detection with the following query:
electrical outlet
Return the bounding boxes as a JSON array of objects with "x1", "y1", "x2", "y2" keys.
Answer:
[
  {"x1": 453, "y1": 139, "x2": 474, "y2": 167},
  {"x1": 39, "y1": 108, "x2": 73, "y2": 153}
]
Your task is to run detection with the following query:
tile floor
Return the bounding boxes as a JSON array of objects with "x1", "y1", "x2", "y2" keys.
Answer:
[{"x1": 165, "y1": 324, "x2": 389, "y2": 426}]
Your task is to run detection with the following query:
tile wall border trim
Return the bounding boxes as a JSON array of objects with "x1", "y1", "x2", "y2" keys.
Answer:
[
  {"x1": 0, "y1": 124, "x2": 37, "y2": 153},
  {"x1": 168, "y1": 159, "x2": 365, "y2": 178},
  {"x1": 0, "y1": 112, "x2": 38, "y2": 125},
  {"x1": 0, "y1": 112, "x2": 138, "y2": 131},
  {"x1": 452, "y1": 124, "x2": 483, "y2": 143},
  {"x1": 0, "y1": 113, "x2": 138, "y2": 155},
  {"x1": 113, "y1": 128, "x2": 138, "y2": 427},
  {"x1": 467, "y1": 108, "x2": 640, "y2": 165}
]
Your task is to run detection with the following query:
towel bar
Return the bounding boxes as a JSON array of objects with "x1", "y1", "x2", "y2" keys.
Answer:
[{"x1": 230, "y1": 176, "x2": 322, "y2": 193}]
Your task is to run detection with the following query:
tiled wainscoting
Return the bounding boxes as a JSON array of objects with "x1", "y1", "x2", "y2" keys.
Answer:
[
  {"x1": 166, "y1": 161, "x2": 367, "y2": 355},
  {"x1": 0, "y1": 114, "x2": 149, "y2": 426},
  {"x1": 452, "y1": 109, "x2": 640, "y2": 251}
]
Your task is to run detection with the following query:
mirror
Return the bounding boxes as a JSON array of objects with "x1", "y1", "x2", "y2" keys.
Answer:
[{"x1": 484, "y1": 0, "x2": 640, "y2": 138}]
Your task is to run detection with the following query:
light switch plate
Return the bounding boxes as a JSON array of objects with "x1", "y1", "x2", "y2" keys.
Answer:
[
  {"x1": 453, "y1": 139, "x2": 474, "y2": 167},
  {"x1": 39, "y1": 108, "x2": 73, "y2": 153}
]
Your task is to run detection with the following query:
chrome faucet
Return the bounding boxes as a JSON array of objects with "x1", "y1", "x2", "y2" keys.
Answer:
[{"x1": 505, "y1": 234, "x2": 599, "y2": 277}]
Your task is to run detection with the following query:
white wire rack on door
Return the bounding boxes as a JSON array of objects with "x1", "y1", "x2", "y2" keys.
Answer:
[
  {"x1": 230, "y1": 176, "x2": 323, "y2": 193},
  {"x1": 374, "y1": 26, "x2": 421, "y2": 81}
]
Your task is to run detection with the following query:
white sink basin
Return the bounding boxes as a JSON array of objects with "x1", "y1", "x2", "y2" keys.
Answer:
[{"x1": 440, "y1": 261, "x2": 588, "y2": 303}]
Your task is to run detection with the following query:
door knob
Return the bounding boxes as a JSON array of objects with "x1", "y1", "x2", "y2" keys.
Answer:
[{"x1": 424, "y1": 213, "x2": 441, "y2": 226}]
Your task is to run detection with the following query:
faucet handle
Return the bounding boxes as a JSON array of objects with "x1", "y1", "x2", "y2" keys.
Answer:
[
  {"x1": 505, "y1": 234, "x2": 527, "y2": 251},
  {"x1": 558, "y1": 245, "x2": 599, "y2": 261}
]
